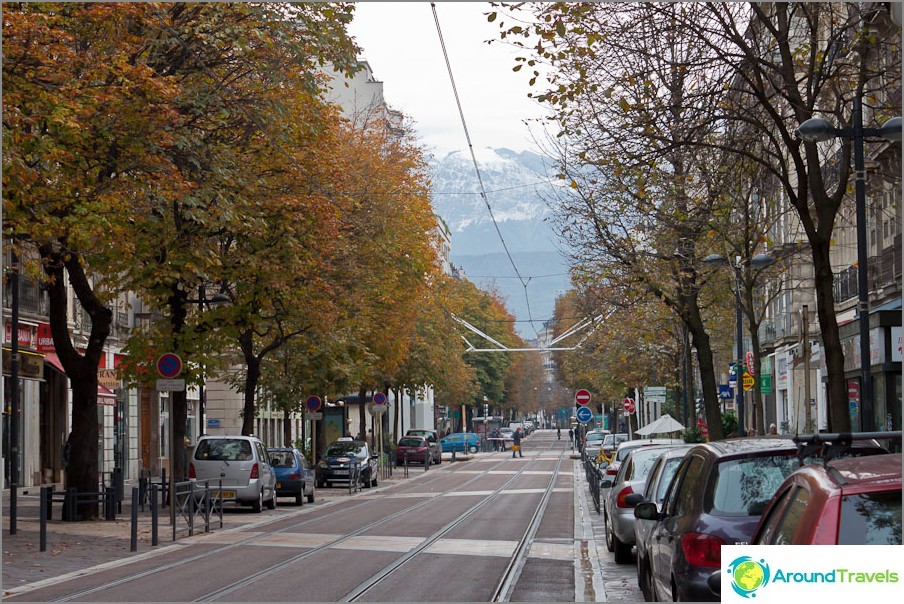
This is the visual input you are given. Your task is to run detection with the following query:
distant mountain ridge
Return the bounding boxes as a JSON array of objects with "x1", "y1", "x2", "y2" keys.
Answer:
[{"x1": 429, "y1": 147, "x2": 572, "y2": 338}]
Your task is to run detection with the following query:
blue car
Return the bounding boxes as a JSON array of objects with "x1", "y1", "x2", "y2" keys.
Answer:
[
  {"x1": 441, "y1": 432, "x2": 480, "y2": 454},
  {"x1": 267, "y1": 447, "x2": 315, "y2": 505}
]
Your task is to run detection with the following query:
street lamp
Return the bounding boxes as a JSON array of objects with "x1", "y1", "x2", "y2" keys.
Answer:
[
  {"x1": 704, "y1": 252, "x2": 774, "y2": 436},
  {"x1": 796, "y1": 108, "x2": 901, "y2": 431}
]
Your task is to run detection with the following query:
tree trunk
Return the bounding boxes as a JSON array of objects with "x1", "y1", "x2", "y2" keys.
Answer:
[
  {"x1": 283, "y1": 407, "x2": 292, "y2": 447},
  {"x1": 43, "y1": 247, "x2": 111, "y2": 520},
  {"x1": 357, "y1": 384, "x2": 367, "y2": 441},
  {"x1": 239, "y1": 330, "x2": 262, "y2": 437}
]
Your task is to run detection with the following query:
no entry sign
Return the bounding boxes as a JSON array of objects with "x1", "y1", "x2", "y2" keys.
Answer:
[
  {"x1": 623, "y1": 397, "x2": 636, "y2": 414},
  {"x1": 575, "y1": 389, "x2": 592, "y2": 406}
]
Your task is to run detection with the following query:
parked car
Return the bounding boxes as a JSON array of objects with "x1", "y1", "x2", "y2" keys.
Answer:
[
  {"x1": 634, "y1": 438, "x2": 814, "y2": 602},
  {"x1": 316, "y1": 437, "x2": 380, "y2": 488},
  {"x1": 405, "y1": 429, "x2": 442, "y2": 464},
  {"x1": 602, "y1": 443, "x2": 693, "y2": 564},
  {"x1": 581, "y1": 429, "x2": 610, "y2": 462},
  {"x1": 441, "y1": 432, "x2": 480, "y2": 454},
  {"x1": 631, "y1": 444, "x2": 695, "y2": 601},
  {"x1": 752, "y1": 452, "x2": 902, "y2": 545},
  {"x1": 267, "y1": 447, "x2": 315, "y2": 505},
  {"x1": 396, "y1": 435, "x2": 432, "y2": 466},
  {"x1": 189, "y1": 434, "x2": 277, "y2": 513},
  {"x1": 597, "y1": 433, "x2": 629, "y2": 464},
  {"x1": 602, "y1": 437, "x2": 684, "y2": 480}
]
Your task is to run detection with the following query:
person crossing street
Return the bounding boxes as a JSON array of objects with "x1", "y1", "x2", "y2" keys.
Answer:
[{"x1": 511, "y1": 427, "x2": 523, "y2": 458}]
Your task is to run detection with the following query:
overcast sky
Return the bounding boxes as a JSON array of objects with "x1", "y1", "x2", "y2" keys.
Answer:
[{"x1": 347, "y1": 2, "x2": 552, "y2": 159}]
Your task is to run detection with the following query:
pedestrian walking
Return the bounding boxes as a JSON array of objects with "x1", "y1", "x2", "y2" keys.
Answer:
[
  {"x1": 568, "y1": 427, "x2": 574, "y2": 446},
  {"x1": 557, "y1": 427, "x2": 561, "y2": 440},
  {"x1": 511, "y1": 427, "x2": 523, "y2": 458}
]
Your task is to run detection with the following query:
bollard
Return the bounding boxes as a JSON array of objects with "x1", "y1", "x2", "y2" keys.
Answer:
[
  {"x1": 44, "y1": 485, "x2": 53, "y2": 520},
  {"x1": 105, "y1": 486, "x2": 116, "y2": 521},
  {"x1": 404, "y1": 452, "x2": 409, "y2": 478},
  {"x1": 139, "y1": 475, "x2": 148, "y2": 512},
  {"x1": 131, "y1": 487, "x2": 139, "y2": 552},
  {"x1": 39, "y1": 486, "x2": 48, "y2": 552},
  {"x1": 451, "y1": 449, "x2": 456, "y2": 462},
  {"x1": 113, "y1": 467, "x2": 124, "y2": 513},
  {"x1": 151, "y1": 484, "x2": 159, "y2": 546}
]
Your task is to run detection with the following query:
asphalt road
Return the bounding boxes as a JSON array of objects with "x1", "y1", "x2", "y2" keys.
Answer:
[{"x1": 3, "y1": 430, "x2": 642, "y2": 602}]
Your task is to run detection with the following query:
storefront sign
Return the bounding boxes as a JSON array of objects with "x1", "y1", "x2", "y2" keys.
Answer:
[
  {"x1": 1, "y1": 348, "x2": 44, "y2": 379},
  {"x1": 3, "y1": 320, "x2": 35, "y2": 348},
  {"x1": 36, "y1": 322, "x2": 55, "y2": 352}
]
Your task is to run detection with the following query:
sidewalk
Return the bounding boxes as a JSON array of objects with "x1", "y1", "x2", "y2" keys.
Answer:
[{"x1": 1, "y1": 469, "x2": 413, "y2": 595}]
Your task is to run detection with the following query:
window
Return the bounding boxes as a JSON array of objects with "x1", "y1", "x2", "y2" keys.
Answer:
[
  {"x1": 838, "y1": 491, "x2": 902, "y2": 545},
  {"x1": 195, "y1": 438, "x2": 253, "y2": 461},
  {"x1": 759, "y1": 486, "x2": 809, "y2": 545},
  {"x1": 709, "y1": 454, "x2": 799, "y2": 516},
  {"x1": 669, "y1": 456, "x2": 704, "y2": 517}
]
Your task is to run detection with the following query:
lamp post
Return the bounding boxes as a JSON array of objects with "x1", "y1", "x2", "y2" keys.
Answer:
[
  {"x1": 6, "y1": 250, "x2": 20, "y2": 534},
  {"x1": 704, "y1": 253, "x2": 775, "y2": 436},
  {"x1": 796, "y1": 110, "x2": 901, "y2": 431},
  {"x1": 482, "y1": 396, "x2": 489, "y2": 452}
]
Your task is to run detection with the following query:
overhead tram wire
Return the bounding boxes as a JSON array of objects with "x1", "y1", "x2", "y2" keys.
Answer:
[
  {"x1": 151, "y1": 5, "x2": 589, "y2": 351},
  {"x1": 430, "y1": 2, "x2": 542, "y2": 341}
]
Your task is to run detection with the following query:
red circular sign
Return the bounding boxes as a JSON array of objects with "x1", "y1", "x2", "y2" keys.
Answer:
[
  {"x1": 156, "y1": 353, "x2": 183, "y2": 379},
  {"x1": 623, "y1": 398, "x2": 635, "y2": 414},
  {"x1": 575, "y1": 389, "x2": 591, "y2": 405},
  {"x1": 372, "y1": 392, "x2": 387, "y2": 405},
  {"x1": 305, "y1": 396, "x2": 322, "y2": 412}
]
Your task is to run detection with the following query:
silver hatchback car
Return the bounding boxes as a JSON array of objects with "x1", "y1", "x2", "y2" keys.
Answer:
[
  {"x1": 603, "y1": 443, "x2": 691, "y2": 563},
  {"x1": 190, "y1": 435, "x2": 277, "y2": 512}
]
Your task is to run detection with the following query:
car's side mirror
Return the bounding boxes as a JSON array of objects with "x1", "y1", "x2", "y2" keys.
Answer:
[
  {"x1": 624, "y1": 493, "x2": 644, "y2": 507},
  {"x1": 634, "y1": 501, "x2": 660, "y2": 521}
]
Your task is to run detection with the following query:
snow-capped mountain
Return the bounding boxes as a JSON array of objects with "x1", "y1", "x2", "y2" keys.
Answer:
[{"x1": 429, "y1": 147, "x2": 572, "y2": 339}]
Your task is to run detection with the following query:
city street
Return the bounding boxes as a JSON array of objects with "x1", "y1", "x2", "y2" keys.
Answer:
[{"x1": 2, "y1": 430, "x2": 641, "y2": 602}]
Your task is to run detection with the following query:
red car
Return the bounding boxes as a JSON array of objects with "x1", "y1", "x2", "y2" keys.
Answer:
[
  {"x1": 752, "y1": 452, "x2": 902, "y2": 545},
  {"x1": 395, "y1": 436, "x2": 431, "y2": 466}
]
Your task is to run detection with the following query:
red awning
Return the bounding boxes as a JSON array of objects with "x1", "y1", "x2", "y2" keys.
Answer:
[{"x1": 44, "y1": 352, "x2": 118, "y2": 405}]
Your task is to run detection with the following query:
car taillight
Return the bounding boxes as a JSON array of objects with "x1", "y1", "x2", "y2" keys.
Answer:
[
  {"x1": 615, "y1": 485, "x2": 635, "y2": 508},
  {"x1": 250, "y1": 463, "x2": 259, "y2": 479},
  {"x1": 288, "y1": 472, "x2": 300, "y2": 479},
  {"x1": 606, "y1": 466, "x2": 618, "y2": 476},
  {"x1": 188, "y1": 462, "x2": 196, "y2": 479},
  {"x1": 680, "y1": 532, "x2": 724, "y2": 568}
]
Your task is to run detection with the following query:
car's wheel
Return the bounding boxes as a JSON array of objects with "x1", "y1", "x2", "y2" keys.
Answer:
[
  {"x1": 468, "y1": 445, "x2": 478, "y2": 454},
  {"x1": 266, "y1": 488, "x2": 276, "y2": 510},
  {"x1": 362, "y1": 470, "x2": 372, "y2": 488},
  {"x1": 371, "y1": 471, "x2": 377, "y2": 488},
  {"x1": 604, "y1": 513, "x2": 615, "y2": 552},
  {"x1": 613, "y1": 533, "x2": 632, "y2": 564},
  {"x1": 251, "y1": 488, "x2": 263, "y2": 513},
  {"x1": 434, "y1": 454, "x2": 441, "y2": 465},
  {"x1": 295, "y1": 484, "x2": 304, "y2": 506},
  {"x1": 307, "y1": 488, "x2": 315, "y2": 504}
]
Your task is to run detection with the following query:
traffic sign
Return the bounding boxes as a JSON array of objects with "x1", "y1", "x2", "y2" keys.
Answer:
[
  {"x1": 575, "y1": 389, "x2": 591, "y2": 406},
  {"x1": 305, "y1": 395, "x2": 322, "y2": 412},
  {"x1": 623, "y1": 397, "x2": 635, "y2": 414},
  {"x1": 575, "y1": 406, "x2": 593, "y2": 423},
  {"x1": 742, "y1": 372, "x2": 755, "y2": 391},
  {"x1": 305, "y1": 412, "x2": 323, "y2": 420},
  {"x1": 156, "y1": 378, "x2": 185, "y2": 392},
  {"x1": 373, "y1": 392, "x2": 387, "y2": 405},
  {"x1": 156, "y1": 353, "x2": 183, "y2": 379}
]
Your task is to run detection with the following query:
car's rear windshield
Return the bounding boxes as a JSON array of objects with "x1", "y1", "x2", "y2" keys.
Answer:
[
  {"x1": 838, "y1": 491, "x2": 902, "y2": 545},
  {"x1": 399, "y1": 437, "x2": 424, "y2": 447},
  {"x1": 709, "y1": 453, "x2": 799, "y2": 516},
  {"x1": 268, "y1": 450, "x2": 296, "y2": 467},
  {"x1": 326, "y1": 442, "x2": 365, "y2": 457},
  {"x1": 195, "y1": 439, "x2": 253, "y2": 462},
  {"x1": 586, "y1": 433, "x2": 605, "y2": 442}
]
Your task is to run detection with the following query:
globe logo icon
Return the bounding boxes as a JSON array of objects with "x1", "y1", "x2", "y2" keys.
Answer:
[{"x1": 727, "y1": 556, "x2": 770, "y2": 598}]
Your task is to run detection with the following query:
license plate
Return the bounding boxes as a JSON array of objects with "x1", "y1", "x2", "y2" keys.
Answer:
[
  {"x1": 334, "y1": 470, "x2": 348, "y2": 475},
  {"x1": 217, "y1": 490, "x2": 236, "y2": 499}
]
